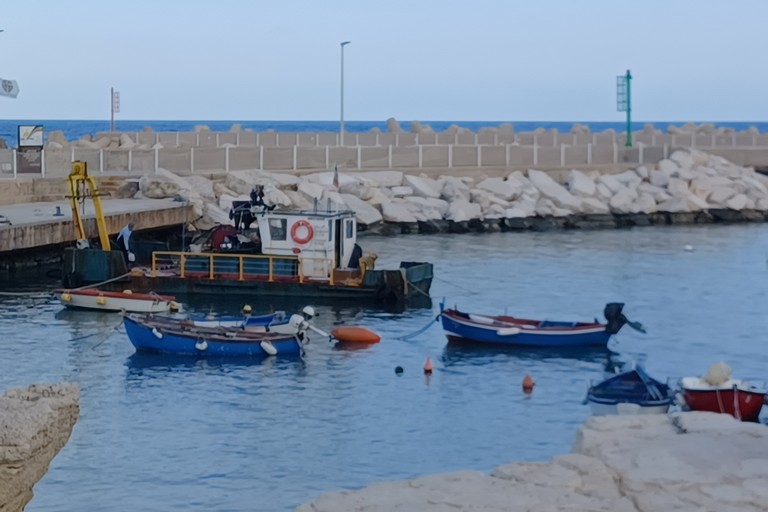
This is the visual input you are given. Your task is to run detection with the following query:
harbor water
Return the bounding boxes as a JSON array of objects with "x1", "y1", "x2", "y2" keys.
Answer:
[{"x1": 1, "y1": 224, "x2": 767, "y2": 511}]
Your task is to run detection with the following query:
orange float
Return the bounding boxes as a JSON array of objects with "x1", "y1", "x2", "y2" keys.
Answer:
[
  {"x1": 522, "y1": 374, "x2": 535, "y2": 393},
  {"x1": 290, "y1": 220, "x2": 314, "y2": 244},
  {"x1": 331, "y1": 326, "x2": 381, "y2": 344}
]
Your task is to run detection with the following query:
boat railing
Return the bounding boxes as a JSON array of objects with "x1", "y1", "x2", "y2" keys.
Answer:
[{"x1": 150, "y1": 251, "x2": 303, "y2": 282}]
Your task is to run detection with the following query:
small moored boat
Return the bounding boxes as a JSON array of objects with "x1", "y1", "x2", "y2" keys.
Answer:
[
  {"x1": 53, "y1": 288, "x2": 178, "y2": 314},
  {"x1": 439, "y1": 302, "x2": 644, "y2": 348},
  {"x1": 586, "y1": 366, "x2": 673, "y2": 415},
  {"x1": 123, "y1": 313, "x2": 308, "y2": 357},
  {"x1": 679, "y1": 362, "x2": 766, "y2": 422}
]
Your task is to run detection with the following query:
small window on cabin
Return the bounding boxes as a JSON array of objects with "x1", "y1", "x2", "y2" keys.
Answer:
[
  {"x1": 328, "y1": 220, "x2": 333, "y2": 241},
  {"x1": 346, "y1": 220, "x2": 354, "y2": 239},
  {"x1": 269, "y1": 218, "x2": 287, "y2": 240}
]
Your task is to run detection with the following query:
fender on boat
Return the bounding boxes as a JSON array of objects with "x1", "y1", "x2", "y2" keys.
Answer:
[
  {"x1": 331, "y1": 326, "x2": 381, "y2": 344},
  {"x1": 260, "y1": 340, "x2": 278, "y2": 355}
]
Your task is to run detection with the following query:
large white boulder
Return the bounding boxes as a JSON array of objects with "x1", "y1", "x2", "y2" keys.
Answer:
[
  {"x1": 475, "y1": 177, "x2": 523, "y2": 201},
  {"x1": 439, "y1": 176, "x2": 471, "y2": 202},
  {"x1": 224, "y1": 170, "x2": 274, "y2": 194},
  {"x1": 355, "y1": 170, "x2": 404, "y2": 188},
  {"x1": 402, "y1": 196, "x2": 444, "y2": 221},
  {"x1": 404, "y1": 174, "x2": 442, "y2": 199},
  {"x1": 567, "y1": 170, "x2": 596, "y2": 197},
  {"x1": 381, "y1": 201, "x2": 418, "y2": 223},
  {"x1": 528, "y1": 169, "x2": 582, "y2": 211},
  {"x1": 580, "y1": 197, "x2": 611, "y2": 214},
  {"x1": 505, "y1": 196, "x2": 538, "y2": 218},
  {"x1": 446, "y1": 198, "x2": 482, "y2": 222},
  {"x1": 298, "y1": 181, "x2": 325, "y2": 201}
]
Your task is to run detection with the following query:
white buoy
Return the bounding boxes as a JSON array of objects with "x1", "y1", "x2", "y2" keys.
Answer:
[
  {"x1": 152, "y1": 328, "x2": 163, "y2": 339},
  {"x1": 195, "y1": 340, "x2": 208, "y2": 351},
  {"x1": 684, "y1": 245, "x2": 694, "y2": 252},
  {"x1": 260, "y1": 340, "x2": 278, "y2": 356}
]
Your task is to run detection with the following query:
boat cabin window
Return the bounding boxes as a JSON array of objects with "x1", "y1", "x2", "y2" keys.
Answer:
[
  {"x1": 268, "y1": 218, "x2": 287, "y2": 240},
  {"x1": 346, "y1": 219, "x2": 354, "y2": 239}
]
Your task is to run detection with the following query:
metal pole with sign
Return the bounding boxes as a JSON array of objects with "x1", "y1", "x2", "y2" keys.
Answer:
[
  {"x1": 0, "y1": 78, "x2": 19, "y2": 99},
  {"x1": 111, "y1": 88, "x2": 120, "y2": 131},
  {"x1": 339, "y1": 41, "x2": 350, "y2": 146},
  {"x1": 616, "y1": 70, "x2": 632, "y2": 147}
]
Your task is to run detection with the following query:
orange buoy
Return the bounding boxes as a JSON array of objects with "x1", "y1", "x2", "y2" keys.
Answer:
[
  {"x1": 522, "y1": 374, "x2": 535, "y2": 393},
  {"x1": 423, "y1": 357, "x2": 433, "y2": 374},
  {"x1": 331, "y1": 326, "x2": 381, "y2": 344}
]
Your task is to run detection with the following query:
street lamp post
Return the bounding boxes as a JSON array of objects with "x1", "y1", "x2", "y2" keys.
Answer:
[{"x1": 339, "y1": 41, "x2": 350, "y2": 146}]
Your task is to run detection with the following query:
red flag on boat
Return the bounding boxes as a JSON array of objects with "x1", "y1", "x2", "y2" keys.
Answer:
[{"x1": 333, "y1": 165, "x2": 340, "y2": 189}]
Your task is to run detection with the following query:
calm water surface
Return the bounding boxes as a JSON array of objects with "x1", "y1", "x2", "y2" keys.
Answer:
[{"x1": 2, "y1": 224, "x2": 768, "y2": 511}]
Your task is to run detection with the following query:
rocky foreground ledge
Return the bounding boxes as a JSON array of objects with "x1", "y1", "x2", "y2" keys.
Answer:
[
  {"x1": 297, "y1": 412, "x2": 768, "y2": 512},
  {"x1": 0, "y1": 384, "x2": 80, "y2": 512}
]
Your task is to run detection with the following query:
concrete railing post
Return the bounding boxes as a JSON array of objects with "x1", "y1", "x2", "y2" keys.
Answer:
[
  {"x1": 128, "y1": 149, "x2": 132, "y2": 172},
  {"x1": 71, "y1": 147, "x2": 75, "y2": 162},
  {"x1": 533, "y1": 143, "x2": 538, "y2": 166},
  {"x1": 41, "y1": 149, "x2": 46, "y2": 177},
  {"x1": 388, "y1": 145, "x2": 392, "y2": 168},
  {"x1": 225, "y1": 146, "x2": 230, "y2": 172},
  {"x1": 587, "y1": 143, "x2": 592, "y2": 165},
  {"x1": 154, "y1": 147, "x2": 159, "y2": 173},
  {"x1": 99, "y1": 149, "x2": 104, "y2": 174},
  {"x1": 448, "y1": 144, "x2": 453, "y2": 168},
  {"x1": 357, "y1": 145, "x2": 362, "y2": 169},
  {"x1": 293, "y1": 146, "x2": 297, "y2": 170},
  {"x1": 418, "y1": 145, "x2": 423, "y2": 169},
  {"x1": 12, "y1": 149, "x2": 17, "y2": 178},
  {"x1": 505, "y1": 144, "x2": 509, "y2": 167},
  {"x1": 325, "y1": 146, "x2": 329, "y2": 168},
  {"x1": 663, "y1": 143, "x2": 669, "y2": 159},
  {"x1": 259, "y1": 146, "x2": 264, "y2": 170},
  {"x1": 190, "y1": 147, "x2": 195, "y2": 173},
  {"x1": 639, "y1": 143, "x2": 644, "y2": 164},
  {"x1": 478, "y1": 145, "x2": 482, "y2": 167},
  {"x1": 613, "y1": 143, "x2": 618, "y2": 164}
]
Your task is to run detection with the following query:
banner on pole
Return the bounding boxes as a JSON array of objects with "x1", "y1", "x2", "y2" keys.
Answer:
[{"x1": 0, "y1": 78, "x2": 20, "y2": 99}]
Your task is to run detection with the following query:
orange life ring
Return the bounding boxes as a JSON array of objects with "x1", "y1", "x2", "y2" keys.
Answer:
[{"x1": 290, "y1": 220, "x2": 314, "y2": 244}]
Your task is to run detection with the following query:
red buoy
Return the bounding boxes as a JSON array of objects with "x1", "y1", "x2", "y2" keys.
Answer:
[
  {"x1": 424, "y1": 357, "x2": 433, "y2": 374},
  {"x1": 331, "y1": 326, "x2": 381, "y2": 344},
  {"x1": 522, "y1": 374, "x2": 535, "y2": 393}
]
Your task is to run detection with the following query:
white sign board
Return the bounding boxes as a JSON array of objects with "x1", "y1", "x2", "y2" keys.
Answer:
[
  {"x1": 112, "y1": 90, "x2": 120, "y2": 113},
  {"x1": 19, "y1": 125, "x2": 44, "y2": 147},
  {"x1": 0, "y1": 78, "x2": 20, "y2": 99}
]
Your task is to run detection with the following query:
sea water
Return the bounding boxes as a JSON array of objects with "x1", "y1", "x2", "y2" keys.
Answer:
[
  {"x1": 1, "y1": 119, "x2": 767, "y2": 148},
  {"x1": 1, "y1": 224, "x2": 767, "y2": 511}
]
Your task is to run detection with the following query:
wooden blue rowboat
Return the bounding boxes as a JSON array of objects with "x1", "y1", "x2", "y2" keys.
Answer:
[
  {"x1": 586, "y1": 367, "x2": 673, "y2": 415},
  {"x1": 123, "y1": 313, "x2": 305, "y2": 357},
  {"x1": 439, "y1": 302, "x2": 644, "y2": 348}
]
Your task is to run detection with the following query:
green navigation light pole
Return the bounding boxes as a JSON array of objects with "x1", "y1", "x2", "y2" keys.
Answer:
[{"x1": 616, "y1": 69, "x2": 632, "y2": 147}]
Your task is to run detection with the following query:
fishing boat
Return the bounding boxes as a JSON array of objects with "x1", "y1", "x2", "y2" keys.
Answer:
[
  {"x1": 439, "y1": 302, "x2": 644, "y2": 348},
  {"x1": 53, "y1": 287, "x2": 178, "y2": 313},
  {"x1": 61, "y1": 180, "x2": 433, "y2": 304},
  {"x1": 586, "y1": 366, "x2": 673, "y2": 415},
  {"x1": 122, "y1": 312, "x2": 315, "y2": 357},
  {"x1": 679, "y1": 362, "x2": 766, "y2": 422}
]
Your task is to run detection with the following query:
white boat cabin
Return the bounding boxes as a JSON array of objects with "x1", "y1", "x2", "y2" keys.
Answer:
[{"x1": 255, "y1": 208, "x2": 360, "y2": 279}]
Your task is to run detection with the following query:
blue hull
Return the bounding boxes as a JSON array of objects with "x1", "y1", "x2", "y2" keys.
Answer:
[
  {"x1": 123, "y1": 315, "x2": 303, "y2": 357},
  {"x1": 441, "y1": 310, "x2": 611, "y2": 348}
]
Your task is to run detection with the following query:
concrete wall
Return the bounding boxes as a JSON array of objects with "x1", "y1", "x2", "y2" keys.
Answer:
[{"x1": 4, "y1": 130, "x2": 768, "y2": 178}]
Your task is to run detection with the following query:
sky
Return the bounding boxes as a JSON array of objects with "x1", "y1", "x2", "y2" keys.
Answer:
[{"x1": 0, "y1": 0, "x2": 766, "y2": 122}]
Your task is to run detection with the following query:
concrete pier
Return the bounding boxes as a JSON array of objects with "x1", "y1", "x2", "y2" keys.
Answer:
[{"x1": 0, "y1": 196, "x2": 192, "y2": 271}]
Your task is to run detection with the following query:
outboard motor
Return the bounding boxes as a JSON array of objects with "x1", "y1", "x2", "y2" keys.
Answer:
[{"x1": 603, "y1": 303, "x2": 646, "y2": 334}]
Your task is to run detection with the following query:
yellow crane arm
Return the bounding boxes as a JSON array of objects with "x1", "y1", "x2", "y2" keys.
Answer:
[{"x1": 67, "y1": 161, "x2": 111, "y2": 251}]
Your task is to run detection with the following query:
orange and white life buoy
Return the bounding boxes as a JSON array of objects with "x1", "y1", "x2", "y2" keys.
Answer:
[{"x1": 290, "y1": 220, "x2": 314, "y2": 244}]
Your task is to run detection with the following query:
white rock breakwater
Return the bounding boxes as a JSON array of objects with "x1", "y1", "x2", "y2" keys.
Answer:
[
  {"x1": 0, "y1": 383, "x2": 80, "y2": 512},
  {"x1": 137, "y1": 148, "x2": 768, "y2": 233},
  {"x1": 296, "y1": 412, "x2": 768, "y2": 512}
]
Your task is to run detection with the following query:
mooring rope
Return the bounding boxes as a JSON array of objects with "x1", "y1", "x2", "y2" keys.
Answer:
[
  {"x1": 398, "y1": 313, "x2": 441, "y2": 341},
  {"x1": 72, "y1": 271, "x2": 134, "y2": 291}
]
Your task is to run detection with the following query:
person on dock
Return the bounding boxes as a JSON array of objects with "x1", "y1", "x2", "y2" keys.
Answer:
[{"x1": 116, "y1": 222, "x2": 135, "y2": 264}]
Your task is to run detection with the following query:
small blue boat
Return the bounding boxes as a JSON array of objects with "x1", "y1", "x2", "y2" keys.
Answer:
[
  {"x1": 586, "y1": 367, "x2": 673, "y2": 415},
  {"x1": 439, "y1": 302, "x2": 643, "y2": 348},
  {"x1": 123, "y1": 313, "x2": 305, "y2": 357}
]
